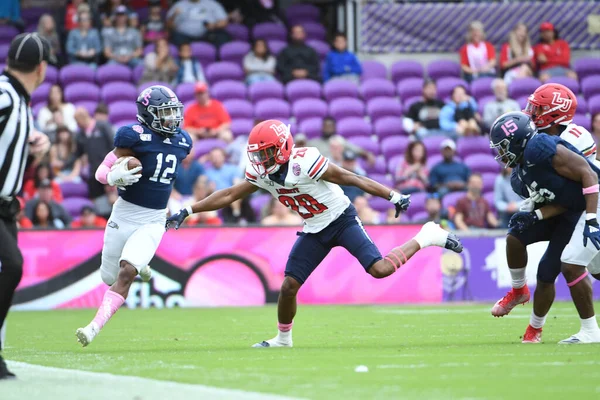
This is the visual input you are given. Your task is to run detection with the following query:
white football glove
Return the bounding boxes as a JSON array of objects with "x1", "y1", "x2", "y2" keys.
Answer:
[
  {"x1": 519, "y1": 198, "x2": 535, "y2": 212},
  {"x1": 527, "y1": 186, "x2": 545, "y2": 204},
  {"x1": 107, "y1": 157, "x2": 142, "y2": 187}
]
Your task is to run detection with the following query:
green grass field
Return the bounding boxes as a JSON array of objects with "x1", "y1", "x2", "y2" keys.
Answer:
[{"x1": 4, "y1": 302, "x2": 600, "y2": 399}]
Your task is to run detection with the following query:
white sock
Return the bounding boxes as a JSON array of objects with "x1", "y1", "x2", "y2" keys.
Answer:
[
  {"x1": 509, "y1": 267, "x2": 527, "y2": 289},
  {"x1": 413, "y1": 223, "x2": 446, "y2": 248},
  {"x1": 530, "y1": 311, "x2": 546, "y2": 329},
  {"x1": 277, "y1": 329, "x2": 292, "y2": 343},
  {"x1": 580, "y1": 316, "x2": 600, "y2": 333}
]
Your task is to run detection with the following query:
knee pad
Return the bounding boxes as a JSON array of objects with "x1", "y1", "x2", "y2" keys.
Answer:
[{"x1": 101, "y1": 268, "x2": 117, "y2": 286}]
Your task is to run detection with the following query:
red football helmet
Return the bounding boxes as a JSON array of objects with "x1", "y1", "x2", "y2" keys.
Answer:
[
  {"x1": 247, "y1": 119, "x2": 294, "y2": 175},
  {"x1": 524, "y1": 83, "x2": 577, "y2": 129}
]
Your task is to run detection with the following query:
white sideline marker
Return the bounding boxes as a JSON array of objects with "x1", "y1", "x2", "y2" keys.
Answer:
[{"x1": 5, "y1": 361, "x2": 305, "y2": 400}]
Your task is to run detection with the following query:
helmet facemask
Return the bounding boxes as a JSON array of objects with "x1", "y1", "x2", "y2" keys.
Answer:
[
  {"x1": 248, "y1": 145, "x2": 281, "y2": 176},
  {"x1": 148, "y1": 101, "x2": 183, "y2": 137},
  {"x1": 490, "y1": 138, "x2": 519, "y2": 168}
]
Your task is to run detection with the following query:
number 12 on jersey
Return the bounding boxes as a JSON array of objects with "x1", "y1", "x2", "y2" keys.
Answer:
[{"x1": 149, "y1": 153, "x2": 177, "y2": 184}]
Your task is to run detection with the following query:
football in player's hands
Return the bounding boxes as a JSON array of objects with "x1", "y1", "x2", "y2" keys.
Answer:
[{"x1": 112, "y1": 156, "x2": 142, "y2": 171}]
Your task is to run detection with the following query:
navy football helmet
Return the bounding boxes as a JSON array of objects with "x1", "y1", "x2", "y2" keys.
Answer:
[
  {"x1": 136, "y1": 85, "x2": 183, "y2": 137},
  {"x1": 489, "y1": 111, "x2": 538, "y2": 168}
]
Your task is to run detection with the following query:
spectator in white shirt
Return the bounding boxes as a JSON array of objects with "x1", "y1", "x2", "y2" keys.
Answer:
[{"x1": 243, "y1": 39, "x2": 276, "y2": 85}]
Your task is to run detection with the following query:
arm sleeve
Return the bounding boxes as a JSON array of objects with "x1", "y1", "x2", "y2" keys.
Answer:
[
  {"x1": 304, "y1": 147, "x2": 329, "y2": 181},
  {"x1": 66, "y1": 31, "x2": 76, "y2": 56},
  {"x1": 307, "y1": 48, "x2": 321, "y2": 81},
  {"x1": 218, "y1": 103, "x2": 231, "y2": 124},
  {"x1": 439, "y1": 104, "x2": 457, "y2": 131},
  {"x1": 0, "y1": 89, "x2": 13, "y2": 118},
  {"x1": 113, "y1": 125, "x2": 140, "y2": 148},
  {"x1": 454, "y1": 198, "x2": 468, "y2": 216},
  {"x1": 351, "y1": 53, "x2": 362, "y2": 75},
  {"x1": 486, "y1": 42, "x2": 496, "y2": 61},
  {"x1": 500, "y1": 43, "x2": 509, "y2": 68},
  {"x1": 276, "y1": 50, "x2": 293, "y2": 83},
  {"x1": 510, "y1": 169, "x2": 529, "y2": 199},
  {"x1": 212, "y1": 2, "x2": 228, "y2": 21},
  {"x1": 459, "y1": 45, "x2": 469, "y2": 66},
  {"x1": 559, "y1": 40, "x2": 571, "y2": 67},
  {"x1": 494, "y1": 175, "x2": 508, "y2": 212},
  {"x1": 322, "y1": 53, "x2": 331, "y2": 81},
  {"x1": 523, "y1": 135, "x2": 558, "y2": 168},
  {"x1": 92, "y1": 30, "x2": 102, "y2": 52},
  {"x1": 429, "y1": 165, "x2": 440, "y2": 187}
]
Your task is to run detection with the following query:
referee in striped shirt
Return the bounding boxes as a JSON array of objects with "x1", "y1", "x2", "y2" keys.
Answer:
[{"x1": 0, "y1": 33, "x2": 52, "y2": 379}]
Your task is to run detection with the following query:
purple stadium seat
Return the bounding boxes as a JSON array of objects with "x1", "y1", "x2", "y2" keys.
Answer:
[
  {"x1": 206, "y1": 62, "x2": 244, "y2": 85},
  {"x1": 470, "y1": 77, "x2": 495, "y2": 100},
  {"x1": 96, "y1": 64, "x2": 133, "y2": 84},
  {"x1": 337, "y1": 117, "x2": 372, "y2": 138},
  {"x1": 323, "y1": 80, "x2": 359, "y2": 101},
  {"x1": 361, "y1": 155, "x2": 387, "y2": 174},
  {"x1": 577, "y1": 96, "x2": 588, "y2": 114},
  {"x1": 588, "y1": 95, "x2": 600, "y2": 116},
  {"x1": 375, "y1": 116, "x2": 404, "y2": 139},
  {"x1": 427, "y1": 60, "x2": 461, "y2": 80},
  {"x1": 248, "y1": 80, "x2": 285, "y2": 102},
  {"x1": 442, "y1": 192, "x2": 466, "y2": 210},
  {"x1": 348, "y1": 136, "x2": 380, "y2": 155},
  {"x1": 457, "y1": 137, "x2": 491, "y2": 158},
  {"x1": 484, "y1": 192, "x2": 496, "y2": 213},
  {"x1": 222, "y1": 99, "x2": 254, "y2": 119},
  {"x1": 31, "y1": 82, "x2": 52, "y2": 106},
  {"x1": 231, "y1": 118, "x2": 254, "y2": 137},
  {"x1": 64, "y1": 82, "x2": 100, "y2": 103},
  {"x1": 436, "y1": 77, "x2": 469, "y2": 100},
  {"x1": 361, "y1": 61, "x2": 387, "y2": 81},
  {"x1": 477, "y1": 95, "x2": 496, "y2": 115},
  {"x1": 144, "y1": 43, "x2": 178, "y2": 58},
  {"x1": 175, "y1": 83, "x2": 196, "y2": 104},
  {"x1": 219, "y1": 41, "x2": 251, "y2": 64},
  {"x1": 582, "y1": 75, "x2": 600, "y2": 100},
  {"x1": 0, "y1": 44, "x2": 9, "y2": 63},
  {"x1": 481, "y1": 173, "x2": 497, "y2": 193},
  {"x1": 464, "y1": 154, "x2": 500, "y2": 174},
  {"x1": 137, "y1": 81, "x2": 169, "y2": 92},
  {"x1": 329, "y1": 97, "x2": 365, "y2": 120},
  {"x1": 286, "y1": 4, "x2": 320, "y2": 22},
  {"x1": 397, "y1": 78, "x2": 424, "y2": 101},
  {"x1": 252, "y1": 22, "x2": 287, "y2": 41},
  {"x1": 390, "y1": 60, "x2": 424, "y2": 84},
  {"x1": 426, "y1": 154, "x2": 444, "y2": 170},
  {"x1": 387, "y1": 155, "x2": 403, "y2": 176},
  {"x1": 293, "y1": 98, "x2": 328, "y2": 122},
  {"x1": 74, "y1": 101, "x2": 98, "y2": 116},
  {"x1": 211, "y1": 80, "x2": 247, "y2": 101},
  {"x1": 573, "y1": 114, "x2": 591, "y2": 132},
  {"x1": 369, "y1": 196, "x2": 395, "y2": 213},
  {"x1": 360, "y1": 79, "x2": 395, "y2": 102},
  {"x1": 194, "y1": 139, "x2": 228, "y2": 159},
  {"x1": 402, "y1": 96, "x2": 422, "y2": 114},
  {"x1": 381, "y1": 136, "x2": 409, "y2": 159},
  {"x1": 508, "y1": 77, "x2": 542, "y2": 100},
  {"x1": 0, "y1": 25, "x2": 18, "y2": 41},
  {"x1": 422, "y1": 136, "x2": 447, "y2": 157},
  {"x1": 546, "y1": 76, "x2": 580, "y2": 95},
  {"x1": 60, "y1": 181, "x2": 89, "y2": 199},
  {"x1": 299, "y1": 117, "x2": 323, "y2": 138},
  {"x1": 574, "y1": 57, "x2": 600, "y2": 81},
  {"x1": 250, "y1": 193, "x2": 271, "y2": 217},
  {"x1": 254, "y1": 98, "x2": 291, "y2": 120},
  {"x1": 301, "y1": 22, "x2": 326, "y2": 41},
  {"x1": 63, "y1": 197, "x2": 95, "y2": 218},
  {"x1": 267, "y1": 40, "x2": 287, "y2": 56},
  {"x1": 286, "y1": 79, "x2": 321, "y2": 101},
  {"x1": 307, "y1": 40, "x2": 330, "y2": 60},
  {"x1": 44, "y1": 65, "x2": 58, "y2": 84},
  {"x1": 191, "y1": 42, "x2": 217, "y2": 66},
  {"x1": 226, "y1": 24, "x2": 250, "y2": 42},
  {"x1": 367, "y1": 97, "x2": 402, "y2": 122},
  {"x1": 108, "y1": 101, "x2": 138, "y2": 124},
  {"x1": 133, "y1": 64, "x2": 145, "y2": 83},
  {"x1": 410, "y1": 211, "x2": 429, "y2": 223},
  {"x1": 60, "y1": 64, "x2": 95, "y2": 85},
  {"x1": 101, "y1": 82, "x2": 137, "y2": 104}
]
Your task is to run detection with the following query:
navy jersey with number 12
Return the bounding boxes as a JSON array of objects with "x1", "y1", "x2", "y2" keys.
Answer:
[{"x1": 114, "y1": 123, "x2": 192, "y2": 209}]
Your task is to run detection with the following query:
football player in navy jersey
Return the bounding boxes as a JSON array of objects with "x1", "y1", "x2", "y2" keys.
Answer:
[
  {"x1": 76, "y1": 85, "x2": 192, "y2": 347},
  {"x1": 490, "y1": 111, "x2": 600, "y2": 343}
]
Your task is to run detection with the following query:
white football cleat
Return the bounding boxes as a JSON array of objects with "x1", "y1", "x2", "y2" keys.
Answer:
[
  {"x1": 76, "y1": 323, "x2": 99, "y2": 347},
  {"x1": 139, "y1": 265, "x2": 152, "y2": 282},
  {"x1": 558, "y1": 330, "x2": 600, "y2": 344},
  {"x1": 252, "y1": 337, "x2": 293, "y2": 348},
  {"x1": 415, "y1": 222, "x2": 463, "y2": 253}
]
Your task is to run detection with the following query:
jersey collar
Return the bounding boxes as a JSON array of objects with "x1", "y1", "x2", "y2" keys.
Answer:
[{"x1": 3, "y1": 70, "x2": 31, "y2": 104}]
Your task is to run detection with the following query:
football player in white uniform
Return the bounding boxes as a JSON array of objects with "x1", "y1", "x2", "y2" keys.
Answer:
[
  {"x1": 492, "y1": 83, "x2": 600, "y2": 343},
  {"x1": 167, "y1": 119, "x2": 463, "y2": 348}
]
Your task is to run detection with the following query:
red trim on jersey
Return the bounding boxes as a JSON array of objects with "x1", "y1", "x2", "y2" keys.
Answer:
[
  {"x1": 583, "y1": 144, "x2": 597, "y2": 158},
  {"x1": 308, "y1": 156, "x2": 325, "y2": 178}
]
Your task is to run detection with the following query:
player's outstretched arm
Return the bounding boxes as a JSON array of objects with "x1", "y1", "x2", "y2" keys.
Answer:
[
  {"x1": 166, "y1": 180, "x2": 259, "y2": 230},
  {"x1": 552, "y1": 145, "x2": 600, "y2": 249},
  {"x1": 321, "y1": 163, "x2": 410, "y2": 217}
]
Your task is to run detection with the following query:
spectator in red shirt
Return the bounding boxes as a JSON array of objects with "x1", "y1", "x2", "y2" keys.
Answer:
[
  {"x1": 500, "y1": 23, "x2": 535, "y2": 85},
  {"x1": 454, "y1": 173, "x2": 499, "y2": 231},
  {"x1": 534, "y1": 22, "x2": 577, "y2": 83},
  {"x1": 71, "y1": 206, "x2": 108, "y2": 228},
  {"x1": 23, "y1": 163, "x2": 63, "y2": 202},
  {"x1": 183, "y1": 82, "x2": 232, "y2": 141},
  {"x1": 16, "y1": 197, "x2": 33, "y2": 229},
  {"x1": 65, "y1": 0, "x2": 87, "y2": 32},
  {"x1": 459, "y1": 21, "x2": 496, "y2": 83}
]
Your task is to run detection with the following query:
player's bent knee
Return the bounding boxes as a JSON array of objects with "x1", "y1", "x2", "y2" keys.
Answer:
[
  {"x1": 561, "y1": 263, "x2": 585, "y2": 283},
  {"x1": 117, "y1": 260, "x2": 138, "y2": 286},
  {"x1": 368, "y1": 261, "x2": 389, "y2": 279},
  {"x1": 101, "y1": 268, "x2": 117, "y2": 286},
  {"x1": 280, "y1": 277, "x2": 301, "y2": 298}
]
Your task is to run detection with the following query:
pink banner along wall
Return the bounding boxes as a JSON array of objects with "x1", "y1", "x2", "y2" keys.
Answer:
[{"x1": 14, "y1": 226, "x2": 443, "y2": 310}]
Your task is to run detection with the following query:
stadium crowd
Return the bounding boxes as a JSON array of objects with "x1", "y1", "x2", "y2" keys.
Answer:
[{"x1": 1, "y1": 0, "x2": 599, "y2": 231}]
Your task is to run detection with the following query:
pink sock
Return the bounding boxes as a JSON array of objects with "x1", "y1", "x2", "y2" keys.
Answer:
[
  {"x1": 91, "y1": 290, "x2": 125, "y2": 330},
  {"x1": 278, "y1": 321, "x2": 293, "y2": 332}
]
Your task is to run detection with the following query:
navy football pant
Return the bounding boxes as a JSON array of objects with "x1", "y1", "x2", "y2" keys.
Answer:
[{"x1": 285, "y1": 205, "x2": 382, "y2": 284}]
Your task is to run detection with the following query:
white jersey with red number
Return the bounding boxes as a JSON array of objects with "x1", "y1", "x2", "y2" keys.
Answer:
[
  {"x1": 560, "y1": 123, "x2": 600, "y2": 167},
  {"x1": 245, "y1": 147, "x2": 351, "y2": 233}
]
